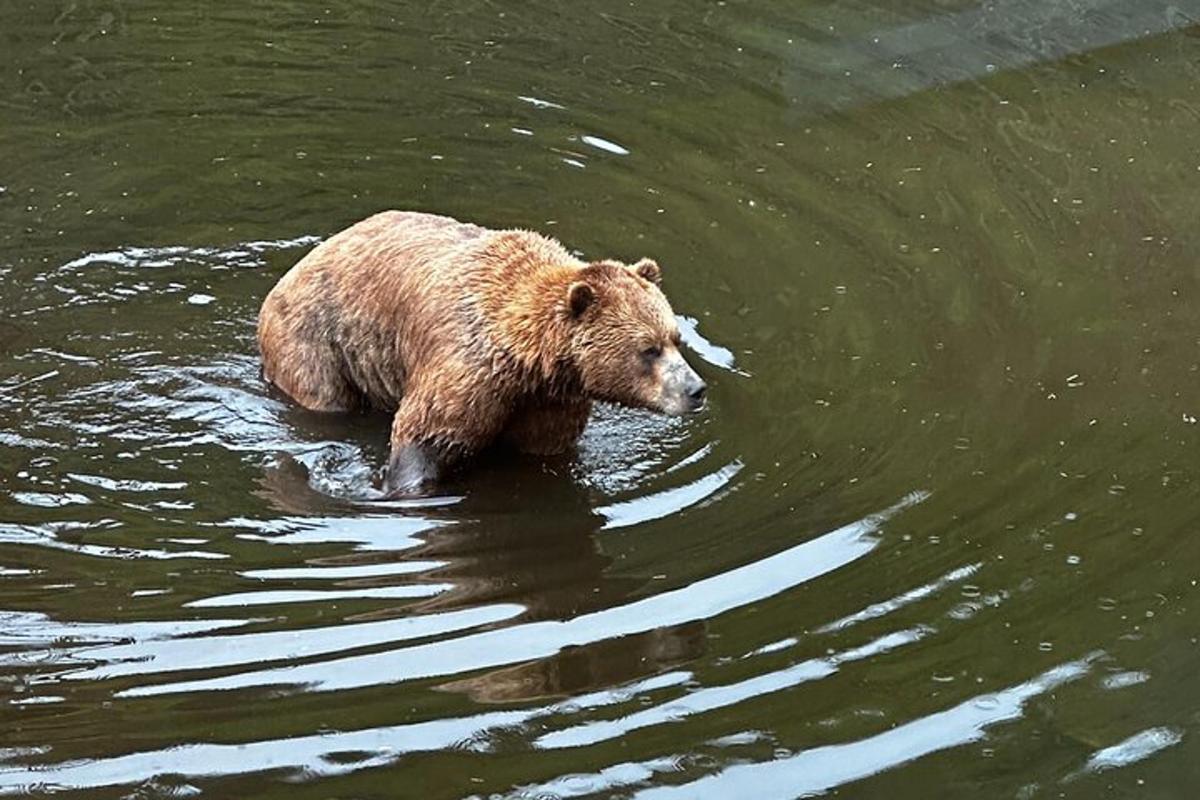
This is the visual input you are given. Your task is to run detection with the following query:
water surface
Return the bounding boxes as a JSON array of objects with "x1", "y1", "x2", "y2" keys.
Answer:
[{"x1": 3, "y1": 1, "x2": 1200, "y2": 797}]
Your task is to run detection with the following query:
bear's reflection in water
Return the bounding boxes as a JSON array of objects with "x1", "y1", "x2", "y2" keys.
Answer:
[
  {"x1": 254, "y1": 444, "x2": 708, "y2": 702},
  {"x1": 439, "y1": 622, "x2": 706, "y2": 704}
]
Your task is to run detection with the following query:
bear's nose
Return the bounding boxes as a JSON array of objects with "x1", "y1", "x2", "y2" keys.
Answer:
[{"x1": 687, "y1": 380, "x2": 707, "y2": 406}]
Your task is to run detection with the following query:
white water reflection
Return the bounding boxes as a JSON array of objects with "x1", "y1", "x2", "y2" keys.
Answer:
[
  {"x1": 635, "y1": 654, "x2": 1101, "y2": 799},
  {"x1": 0, "y1": 710, "x2": 534, "y2": 795},
  {"x1": 52, "y1": 604, "x2": 524, "y2": 681},
  {"x1": 815, "y1": 562, "x2": 981, "y2": 633},
  {"x1": 0, "y1": 671, "x2": 690, "y2": 794},
  {"x1": 677, "y1": 315, "x2": 744, "y2": 375},
  {"x1": 1079, "y1": 726, "x2": 1183, "y2": 775},
  {"x1": 0, "y1": 495, "x2": 1112, "y2": 798},
  {"x1": 184, "y1": 583, "x2": 452, "y2": 608},
  {"x1": 0, "y1": 522, "x2": 228, "y2": 561},
  {"x1": 598, "y1": 461, "x2": 743, "y2": 530},
  {"x1": 229, "y1": 514, "x2": 439, "y2": 552},
  {"x1": 499, "y1": 758, "x2": 681, "y2": 800},
  {"x1": 66, "y1": 473, "x2": 188, "y2": 493},
  {"x1": 537, "y1": 626, "x2": 929, "y2": 750},
  {"x1": 116, "y1": 492, "x2": 927, "y2": 697},
  {"x1": 581, "y1": 135, "x2": 630, "y2": 156},
  {"x1": 0, "y1": 611, "x2": 250, "y2": 650},
  {"x1": 240, "y1": 560, "x2": 446, "y2": 580}
]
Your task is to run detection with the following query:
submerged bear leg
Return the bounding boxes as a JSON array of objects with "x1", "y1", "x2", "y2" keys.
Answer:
[
  {"x1": 383, "y1": 382, "x2": 509, "y2": 495},
  {"x1": 384, "y1": 442, "x2": 443, "y2": 496}
]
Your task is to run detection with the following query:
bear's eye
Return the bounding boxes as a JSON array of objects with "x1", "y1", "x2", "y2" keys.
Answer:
[{"x1": 641, "y1": 345, "x2": 662, "y2": 360}]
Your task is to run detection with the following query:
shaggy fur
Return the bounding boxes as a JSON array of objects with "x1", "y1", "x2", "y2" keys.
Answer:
[{"x1": 258, "y1": 210, "x2": 704, "y2": 494}]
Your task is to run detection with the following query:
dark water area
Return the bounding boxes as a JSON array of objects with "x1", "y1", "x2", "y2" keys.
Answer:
[{"x1": 3, "y1": 1, "x2": 1200, "y2": 797}]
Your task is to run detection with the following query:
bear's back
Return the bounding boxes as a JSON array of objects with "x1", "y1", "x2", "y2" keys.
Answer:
[
  {"x1": 349, "y1": 210, "x2": 488, "y2": 272},
  {"x1": 368, "y1": 210, "x2": 487, "y2": 244}
]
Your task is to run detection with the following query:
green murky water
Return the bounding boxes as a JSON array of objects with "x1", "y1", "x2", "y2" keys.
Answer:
[{"x1": 3, "y1": 1, "x2": 1200, "y2": 797}]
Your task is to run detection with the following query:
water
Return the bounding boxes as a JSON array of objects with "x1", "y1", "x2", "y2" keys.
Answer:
[{"x1": 3, "y1": 1, "x2": 1200, "y2": 797}]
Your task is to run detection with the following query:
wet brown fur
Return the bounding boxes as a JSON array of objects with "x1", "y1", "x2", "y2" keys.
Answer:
[{"x1": 258, "y1": 210, "x2": 684, "y2": 491}]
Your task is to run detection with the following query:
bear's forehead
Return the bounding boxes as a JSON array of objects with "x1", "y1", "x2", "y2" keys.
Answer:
[
  {"x1": 583, "y1": 261, "x2": 675, "y2": 329},
  {"x1": 598, "y1": 263, "x2": 656, "y2": 293},
  {"x1": 607, "y1": 286, "x2": 675, "y2": 330}
]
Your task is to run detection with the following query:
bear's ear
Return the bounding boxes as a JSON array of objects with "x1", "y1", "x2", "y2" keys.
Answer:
[
  {"x1": 567, "y1": 281, "x2": 595, "y2": 318},
  {"x1": 632, "y1": 258, "x2": 661, "y2": 285}
]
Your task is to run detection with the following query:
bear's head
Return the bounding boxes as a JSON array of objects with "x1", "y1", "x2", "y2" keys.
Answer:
[{"x1": 565, "y1": 258, "x2": 706, "y2": 416}]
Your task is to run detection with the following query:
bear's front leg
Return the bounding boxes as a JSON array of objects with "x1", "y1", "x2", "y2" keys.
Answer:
[{"x1": 383, "y1": 382, "x2": 508, "y2": 497}]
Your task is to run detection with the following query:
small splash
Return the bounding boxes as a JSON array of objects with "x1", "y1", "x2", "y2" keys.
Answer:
[{"x1": 59, "y1": 235, "x2": 320, "y2": 272}]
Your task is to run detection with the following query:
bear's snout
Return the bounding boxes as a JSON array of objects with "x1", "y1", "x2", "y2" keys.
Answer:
[{"x1": 658, "y1": 349, "x2": 707, "y2": 416}]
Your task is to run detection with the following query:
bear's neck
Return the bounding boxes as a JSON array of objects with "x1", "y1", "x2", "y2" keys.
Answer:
[{"x1": 478, "y1": 253, "x2": 581, "y2": 393}]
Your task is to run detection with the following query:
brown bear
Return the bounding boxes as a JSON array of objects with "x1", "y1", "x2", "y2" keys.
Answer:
[{"x1": 257, "y1": 210, "x2": 706, "y2": 495}]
